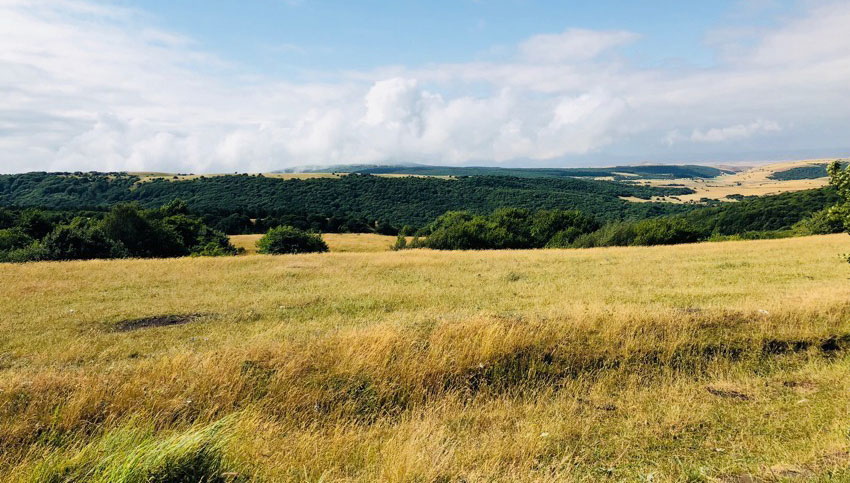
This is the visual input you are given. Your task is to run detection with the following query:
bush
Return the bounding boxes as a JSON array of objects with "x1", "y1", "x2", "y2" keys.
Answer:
[
  {"x1": 0, "y1": 201, "x2": 238, "y2": 262},
  {"x1": 0, "y1": 243, "x2": 47, "y2": 263},
  {"x1": 19, "y1": 209, "x2": 54, "y2": 239},
  {"x1": 41, "y1": 218, "x2": 128, "y2": 261},
  {"x1": 544, "y1": 227, "x2": 585, "y2": 248},
  {"x1": 101, "y1": 204, "x2": 185, "y2": 258},
  {"x1": 571, "y1": 223, "x2": 637, "y2": 248},
  {"x1": 392, "y1": 234, "x2": 408, "y2": 251},
  {"x1": 792, "y1": 208, "x2": 845, "y2": 235},
  {"x1": 159, "y1": 214, "x2": 236, "y2": 256},
  {"x1": 256, "y1": 226, "x2": 328, "y2": 254},
  {"x1": 415, "y1": 209, "x2": 600, "y2": 250},
  {"x1": 631, "y1": 217, "x2": 703, "y2": 246},
  {"x1": 0, "y1": 227, "x2": 33, "y2": 252},
  {"x1": 570, "y1": 217, "x2": 703, "y2": 248}
]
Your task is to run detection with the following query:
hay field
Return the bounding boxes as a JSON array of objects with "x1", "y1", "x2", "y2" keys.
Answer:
[
  {"x1": 629, "y1": 159, "x2": 835, "y2": 203},
  {"x1": 2, "y1": 234, "x2": 850, "y2": 481},
  {"x1": 230, "y1": 233, "x2": 398, "y2": 254}
]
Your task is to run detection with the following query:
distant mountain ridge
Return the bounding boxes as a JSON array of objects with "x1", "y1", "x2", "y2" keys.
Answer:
[{"x1": 273, "y1": 163, "x2": 735, "y2": 180}]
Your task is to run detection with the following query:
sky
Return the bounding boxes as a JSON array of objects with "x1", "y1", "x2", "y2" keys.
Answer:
[{"x1": 1, "y1": 0, "x2": 850, "y2": 173}]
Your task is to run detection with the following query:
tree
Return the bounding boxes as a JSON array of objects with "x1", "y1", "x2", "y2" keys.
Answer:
[
  {"x1": 100, "y1": 204, "x2": 185, "y2": 258},
  {"x1": 828, "y1": 161, "x2": 850, "y2": 261},
  {"x1": 19, "y1": 210, "x2": 54, "y2": 239},
  {"x1": 256, "y1": 226, "x2": 328, "y2": 255},
  {"x1": 41, "y1": 217, "x2": 128, "y2": 261}
]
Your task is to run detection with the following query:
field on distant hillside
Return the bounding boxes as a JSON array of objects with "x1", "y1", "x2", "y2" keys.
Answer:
[
  {"x1": 635, "y1": 159, "x2": 835, "y2": 203},
  {"x1": 2, "y1": 234, "x2": 850, "y2": 481}
]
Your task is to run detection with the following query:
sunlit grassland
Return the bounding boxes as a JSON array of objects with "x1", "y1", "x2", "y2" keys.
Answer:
[
  {"x1": 635, "y1": 159, "x2": 832, "y2": 204},
  {"x1": 230, "y1": 233, "x2": 398, "y2": 255},
  {"x1": 1, "y1": 234, "x2": 850, "y2": 481}
]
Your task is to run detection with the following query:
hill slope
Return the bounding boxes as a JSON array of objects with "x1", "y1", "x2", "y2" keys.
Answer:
[{"x1": 0, "y1": 172, "x2": 695, "y2": 226}]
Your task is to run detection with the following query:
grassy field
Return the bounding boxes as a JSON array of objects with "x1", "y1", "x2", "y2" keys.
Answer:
[
  {"x1": 634, "y1": 159, "x2": 834, "y2": 203},
  {"x1": 2, "y1": 234, "x2": 850, "y2": 481},
  {"x1": 230, "y1": 233, "x2": 399, "y2": 254}
]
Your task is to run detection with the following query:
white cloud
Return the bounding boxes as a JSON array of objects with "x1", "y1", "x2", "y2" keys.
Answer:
[
  {"x1": 519, "y1": 29, "x2": 640, "y2": 63},
  {"x1": 691, "y1": 120, "x2": 781, "y2": 143},
  {"x1": 0, "y1": 1, "x2": 849, "y2": 173}
]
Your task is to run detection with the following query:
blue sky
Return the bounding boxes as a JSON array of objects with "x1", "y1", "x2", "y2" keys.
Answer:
[
  {"x1": 128, "y1": 1, "x2": 752, "y2": 72},
  {"x1": 1, "y1": 0, "x2": 848, "y2": 173}
]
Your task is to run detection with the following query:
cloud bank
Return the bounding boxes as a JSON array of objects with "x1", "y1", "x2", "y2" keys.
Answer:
[{"x1": 1, "y1": 0, "x2": 849, "y2": 173}]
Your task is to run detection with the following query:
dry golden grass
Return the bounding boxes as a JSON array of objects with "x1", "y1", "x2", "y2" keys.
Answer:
[
  {"x1": 629, "y1": 159, "x2": 835, "y2": 203},
  {"x1": 230, "y1": 233, "x2": 399, "y2": 254},
  {"x1": 1, "y1": 234, "x2": 850, "y2": 481}
]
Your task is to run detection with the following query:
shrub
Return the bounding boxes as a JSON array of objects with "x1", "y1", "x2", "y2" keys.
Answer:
[
  {"x1": 0, "y1": 227, "x2": 33, "y2": 252},
  {"x1": 631, "y1": 217, "x2": 703, "y2": 246},
  {"x1": 545, "y1": 227, "x2": 585, "y2": 248},
  {"x1": 159, "y1": 214, "x2": 237, "y2": 256},
  {"x1": 0, "y1": 242, "x2": 47, "y2": 263},
  {"x1": 416, "y1": 209, "x2": 600, "y2": 250},
  {"x1": 41, "y1": 218, "x2": 128, "y2": 261},
  {"x1": 531, "y1": 210, "x2": 599, "y2": 247},
  {"x1": 19, "y1": 209, "x2": 54, "y2": 239},
  {"x1": 425, "y1": 216, "x2": 502, "y2": 250},
  {"x1": 392, "y1": 234, "x2": 407, "y2": 251},
  {"x1": 256, "y1": 226, "x2": 328, "y2": 254},
  {"x1": 101, "y1": 204, "x2": 185, "y2": 258},
  {"x1": 571, "y1": 222, "x2": 638, "y2": 248},
  {"x1": 792, "y1": 208, "x2": 845, "y2": 235}
]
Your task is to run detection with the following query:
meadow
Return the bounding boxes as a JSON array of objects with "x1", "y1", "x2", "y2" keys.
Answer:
[
  {"x1": 639, "y1": 160, "x2": 833, "y2": 203},
  {"x1": 230, "y1": 233, "x2": 398, "y2": 254},
  {"x1": 1, "y1": 234, "x2": 850, "y2": 481}
]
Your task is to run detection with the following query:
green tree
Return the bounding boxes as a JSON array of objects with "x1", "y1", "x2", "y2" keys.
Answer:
[
  {"x1": 828, "y1": 161, "x2": 850, "y2": 263},
  {"x1": 41, "y1": 218, "x2": 128, "y2": 261},
  {"x1": 256, "y1": 226, "x2": 328, "y2": 255},
  {"x1": 100, "y1": 204, "x2": 185, "y2": 258},
  {"x1": 0, "y1": 228, "x2": 33, "y2": 252}
]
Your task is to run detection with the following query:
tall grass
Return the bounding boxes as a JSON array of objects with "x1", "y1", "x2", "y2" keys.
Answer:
[
  {"x1": 1, "y1": 234, "x2": 849, "y2": 480},
  {"x1": 20, "y1": 416, "x2": 244, "y2": 483}
]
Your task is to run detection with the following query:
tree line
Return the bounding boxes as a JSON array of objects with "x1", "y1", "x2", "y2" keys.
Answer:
[{"x1": 0, "y1": 201, "x2": 236, "y2": 262}]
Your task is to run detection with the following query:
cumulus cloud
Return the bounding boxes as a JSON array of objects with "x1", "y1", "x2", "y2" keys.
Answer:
[
  {"x1": 519, "y1": 29, "x2": 640, "y2": 63},
  {"x1": 0, "y1": 0, "x2": 849, "y2": 173},
  {"x1": 691, "y1": 120, "x2": 781, "y2": 143}
]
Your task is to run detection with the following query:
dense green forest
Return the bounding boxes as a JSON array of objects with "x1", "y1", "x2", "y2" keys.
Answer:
[
  {"x1": 287, "y1": 163, "x2": 733, "y2": 179},
  {"x1": 682, "y1": 187, "x2": 840, "y2": 234},
  {"x1": 0, "y1": 172, "x2": 695, "y2": 228},
  {"x1": 0, "y1": 201, "x2": 236, "y2": 262},
  {"x1": 768, "y1": 164, "x2": 830, "y2": 180}
]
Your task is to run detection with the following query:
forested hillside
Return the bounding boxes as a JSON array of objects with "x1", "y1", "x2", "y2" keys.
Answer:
[
  {"x1": 0, "y1": 172, "x2": 840, "y2": 240},
  {"x1": 683, "y1": 187, "x2": 840, "y2": 234},
  {"x1": 0, "y1": 172, "x2": 694, "y2": 227},
  {"x1": 768, "y1": 164, "x2": 830, "y2": 181}
]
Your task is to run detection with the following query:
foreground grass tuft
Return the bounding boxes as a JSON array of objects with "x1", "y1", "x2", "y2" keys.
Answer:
[{"x1": 24, "y1": 416, "x2": 244, "y2": 483}]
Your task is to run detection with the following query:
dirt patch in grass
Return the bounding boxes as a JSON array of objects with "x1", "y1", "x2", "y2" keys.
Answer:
[{"x1": 114, "y1": 314, "x2": 206, "y2": 332}]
